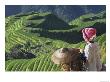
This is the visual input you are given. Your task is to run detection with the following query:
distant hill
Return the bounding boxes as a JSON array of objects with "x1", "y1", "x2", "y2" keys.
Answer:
[
  {"x1": 24, "y1": 12, "x2": 69, "y2": 30},
  {"x1": 69, "y1": 11, "x2": 106, "y2": 35},
  {"x1": 5, "y1": 5, "x2": 105, "y2": 22},
  {"x1": 5, "y1": 11, "x2": 106, "y2": 71}
]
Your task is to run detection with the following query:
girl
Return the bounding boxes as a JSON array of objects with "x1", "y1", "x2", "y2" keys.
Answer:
[{"x1": 82, "y1": 28, "x2": 102, "y2": 71}]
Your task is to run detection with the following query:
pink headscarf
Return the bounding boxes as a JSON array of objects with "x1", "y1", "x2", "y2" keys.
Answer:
[{"x1": 82, "y1": 28, "x2": 96, "y2": 41}]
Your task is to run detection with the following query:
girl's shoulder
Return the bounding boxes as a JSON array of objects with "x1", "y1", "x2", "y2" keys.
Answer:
[{"x1": 86, "y1": 42, "x2": 99, "y2": 48}]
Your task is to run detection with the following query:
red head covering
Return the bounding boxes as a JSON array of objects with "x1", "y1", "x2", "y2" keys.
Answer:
[{"x1": 82, "y1": 28, "x2": 96, "y2": 41}]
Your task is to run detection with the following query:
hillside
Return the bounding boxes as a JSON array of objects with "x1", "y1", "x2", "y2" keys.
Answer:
[
  {"x1": 5, "y1": 11, "x2": 106, "y2": 71},
  {"x1": 6, "y1": 5, "x2": 105, "y2": 22}
]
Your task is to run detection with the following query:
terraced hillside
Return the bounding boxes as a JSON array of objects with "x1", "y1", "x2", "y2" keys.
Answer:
[{"x1": 5, "y1": 11, "x2": 106, "y2": 71}]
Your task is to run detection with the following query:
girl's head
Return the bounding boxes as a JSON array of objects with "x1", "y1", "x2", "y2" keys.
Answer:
[{"x1": 82, "y1": 28, "x2": 96, "y2": 42}]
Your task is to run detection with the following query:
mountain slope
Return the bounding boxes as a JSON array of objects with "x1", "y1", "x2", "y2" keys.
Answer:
[
  {"x1": 5, "y1": 11, "x2": 106, "y2": 71},
  {"x1": 6, "y1": 5, "x2": 106, "y2": 22}
]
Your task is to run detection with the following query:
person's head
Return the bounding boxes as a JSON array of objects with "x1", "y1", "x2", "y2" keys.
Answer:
[{"x1": 82, "y1": 28, "x2": 96, "y2": 43}]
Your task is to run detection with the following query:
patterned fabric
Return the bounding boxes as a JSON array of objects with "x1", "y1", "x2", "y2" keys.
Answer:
[
  {"x1": 84, "y1": 42, "x2": 102, "y2": 71},
  {"x1": 82, "y1": 28, "x2": 96, "y2": 41}
]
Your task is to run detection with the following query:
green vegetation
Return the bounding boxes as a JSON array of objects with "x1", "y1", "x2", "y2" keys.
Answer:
[{"x1": 5, "y1": 11, "x2": 106, "y2": 71}]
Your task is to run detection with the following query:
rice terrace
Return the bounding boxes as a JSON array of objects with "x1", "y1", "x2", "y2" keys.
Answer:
[{"x1": 5, "y1": 5, "x2": 106, "y2": 71}]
